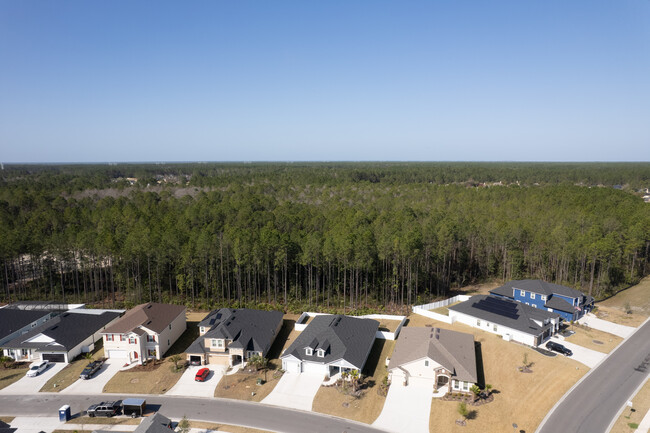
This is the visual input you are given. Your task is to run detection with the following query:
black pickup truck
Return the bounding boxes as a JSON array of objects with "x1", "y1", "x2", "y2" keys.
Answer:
[
  {"x1": 87, "y1": 400, "x2": 122, "y2": 417},
  {"x1": 80, "y1": 360, "x2": 104, "y2": 380}
]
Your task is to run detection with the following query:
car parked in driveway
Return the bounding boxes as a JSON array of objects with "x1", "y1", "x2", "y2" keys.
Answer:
[
  {"x1": 80, "y1": 360, "x2": 104, "y2": 380},
  {"x1": 26, "y1": 360, "x2": 49, "y2": 377},
  {"x1": 195, "y1": 367, "x2": 210, "y2": 382},
  {"x1": 546, "y1": 341, "x2": 573, "y2": 356}
]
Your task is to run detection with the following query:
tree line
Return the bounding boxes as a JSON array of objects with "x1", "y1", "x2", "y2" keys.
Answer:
[{"x1": 1, "y1": 163, "x2": 649, "y2": 312}]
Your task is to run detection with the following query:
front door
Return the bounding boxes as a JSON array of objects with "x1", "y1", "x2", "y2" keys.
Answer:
[{"x1": 437, "y1": 375, "x2": 449, "y2": 387}]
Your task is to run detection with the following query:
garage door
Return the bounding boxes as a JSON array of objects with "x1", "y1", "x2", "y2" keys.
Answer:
[
  {"x1": 42, "y1": 353, "x2": 66, "y2": 363},
  {"x1": 208, "y1": 354, "x2": 230, "y2": 365},
  {"x1": 282, "y1": 359, "x2": 301, "y2": 373},
  {"x1": 108, "y1": 350, "x2": 128, "y2": 359},
  {"x1": 302, "y1": 361, "x2": 326, "y2": 375}
]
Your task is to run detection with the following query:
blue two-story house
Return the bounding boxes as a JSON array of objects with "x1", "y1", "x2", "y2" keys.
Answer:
[{"x1": 489, "y1": 279, "x2": 595, "y2": 322}]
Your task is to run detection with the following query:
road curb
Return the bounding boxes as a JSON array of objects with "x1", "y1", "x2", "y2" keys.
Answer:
[{"x1": 535, "y1": 315, "x2": 650, "y2": 433}]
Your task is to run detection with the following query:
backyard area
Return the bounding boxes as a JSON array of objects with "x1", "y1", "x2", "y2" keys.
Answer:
[
  {"x1": 404, "y1": 313, "x2": 586, "y2": 433},
  {"x1": 214, "y1": 315, "x2": 299, "y2": 402},
  {"x1": 598, "y1": 276, "x2": 650, "y2": 327},
  {"x1": 429, "y1": 301, "x2": 461, "y2": 316},
  {"x1": 311, "y1": 339, "x2": 394, "y2": 424},
  {"x1": 377, "y1": 319, "x2": 402, "y2": 332}
]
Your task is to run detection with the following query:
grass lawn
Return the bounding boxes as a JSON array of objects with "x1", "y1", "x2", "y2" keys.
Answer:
[
  {"x1": 40, "y1": 345, "x2": 105, "y2": 392},
  {"x1": 455, "y1": 282, "x2": 501, "y2": 296},
  {"x1": 186, "y1": 421, "x2": 273, "y2": 433},
  {"x1": 610, "y1": 377, "x2": 650, "y2": 433},
  {"x1": 405, "y1": 314, "x2": 586, "y2": 433},
  {"x1": 67, "y1": 416, "x2": 141, "y2": 425},
  {"x1": 598, "y1": 276, "x2": 650, "y2": 326},
  {"x1": 214, "y1": 316, "x2": 298, "y2": 402},
  {"x1": 430, "y1": 301, "x2": 461, "y2": 316},
  {"x1": 312, "y1": 339, "x2": 395, "y2": 424},
  {"x1": 563, "y1": 323, "x2": 623, "y2": 353},
  {"x1": 377, "y1": 319, "x2": 401, "y2": 332},
  {"x1": 0, "y1": 363, "x2": 29, "y2": 391}
]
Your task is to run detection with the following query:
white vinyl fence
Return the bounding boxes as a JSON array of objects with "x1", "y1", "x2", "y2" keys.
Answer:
[{"x1": 412, "y1": 295, "x2": 471, "y2": 324}]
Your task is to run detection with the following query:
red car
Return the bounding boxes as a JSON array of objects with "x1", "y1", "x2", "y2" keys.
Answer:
[{"x1": 195, "y1": 368, "x2": 210, "y2": 382}]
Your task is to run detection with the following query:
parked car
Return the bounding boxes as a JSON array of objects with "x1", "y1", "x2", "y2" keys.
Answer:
[
  {"x1": 80, "y1": 360, "x2": 104, "y2": 380},
  {"x1": 189, "y1": 357, "x2": 202, "y2": 366},
  {"x1": 195, "y1": 367, "x2": 210, "y2": 382},
  {"x1": 26, "y1": 360, "x2": 49, "y2": 377},
  {"x1": 546, "y1": 341, "x2": 573, "y2": 356},
  {"x1": 87, "y1": 400, "x2": 122, "y2": 417}
]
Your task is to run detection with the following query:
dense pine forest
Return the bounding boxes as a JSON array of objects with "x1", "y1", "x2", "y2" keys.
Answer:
[{"x1": 1, "y1": 162, "x2": 649, "y2": 312}]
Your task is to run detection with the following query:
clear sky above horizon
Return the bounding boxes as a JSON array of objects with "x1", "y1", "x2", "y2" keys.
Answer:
[{"x1": 1, "y1": 1, "x2": 649, "y2": 163}]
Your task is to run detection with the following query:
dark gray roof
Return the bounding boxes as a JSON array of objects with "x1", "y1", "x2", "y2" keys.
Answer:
[
  {"x1": 490, "y1": 280, "x2": 584, "y2": 299},
  {"x1": 544, "y1": 296, "x2": 575, "y2": 313},
  {"x1": 0, "y1": 309, "x2": 51, "y2": 340},
  {"x1": 2, "y1": 311, "x2": 121, "y2": 352},
  {"x1": 281, "y1": 315, "x2": 379, "y2": 369},
  {"x1": 135, "y1": 412, "x2": 172, "y2": 433},
  {"x1": 186, "y1": 308, "x2": 283, "y2": 355},
  {"x1": 449, "y1": 295, "x2": 560, "y2": 336}
]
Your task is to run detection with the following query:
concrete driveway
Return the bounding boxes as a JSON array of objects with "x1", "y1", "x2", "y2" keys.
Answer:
[
  {"x1": 0, "y1": 362, "x2": 66, "y2": 395},
  {"x1": 373, "y1": 380, "x2": 432, "y2": 433},
  {"x1": 261, "y1": 372, "x2": 323, "y2": 411},
  {"x1": 549, "y1": 336, "x2": 606, "y2": 368},
  {"x1": 60, "y1": 360, "x2": 122, "y2": 395},
  {"x1": 166, "y1": 364, "x2": 227, "y2": 397},
  {"x1": 577, "y1": 313, "x2": 635, "y2": 338}
]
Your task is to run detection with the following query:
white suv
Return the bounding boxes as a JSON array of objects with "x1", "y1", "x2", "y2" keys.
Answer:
[{"x1": 26, "y1": 360, "x2": 49, "y2": 377}]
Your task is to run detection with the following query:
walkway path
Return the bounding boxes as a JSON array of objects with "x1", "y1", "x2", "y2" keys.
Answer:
[
  {"x1": 635, "y1": 408, "x2": 650, "y2": 433},
  {"x1": 577, "y1": 313, "x2": 635, "y2": 338}
]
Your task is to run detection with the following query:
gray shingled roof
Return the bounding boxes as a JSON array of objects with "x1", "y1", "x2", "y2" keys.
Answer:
[
  {"x1": 490, "y1": 279, "x2": 584, "y2": 299},
  {"x1": 2, "y1": 310, "x2": 121, "y2": 352},
  {"x1": 281, "y1": 315, "x2": 379, "y2": 369},
  {"x1": 186, "y1": 308, "x2": 283, "y2": 355},
  {"x1": 102, "y1": 303, "x2": 186, "y2": 335},
  {"x1": 544, "y1": 296, "x2": 575, "y2": 313},
  {"x1": 449, "y1": 295, "x2": 560, "y2": 336},
  {"x1": 0, "y1": 309, "x2": 51, "y2": 340},
  {"x1": 135, "y1": 412, "x2": 172, "y2": 433},
  {"x1": 388, "y1": 327, "x2": 477, "y2": 382}
]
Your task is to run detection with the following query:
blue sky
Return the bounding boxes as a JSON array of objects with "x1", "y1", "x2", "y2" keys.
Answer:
[{"x1": 1, "y1": 1, "x2": 649, "y2": 162}]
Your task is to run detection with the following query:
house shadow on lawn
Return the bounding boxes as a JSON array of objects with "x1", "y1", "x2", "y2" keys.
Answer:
[
  {"x1": 266, "y1": 319, "x2": 296, "y2": 368},
  {"x1": 474, "y1": 341, "x2": 486, "y2": 389},
  {"x1": 362, "y1": 339, "x2": 386, "y2": 378}
]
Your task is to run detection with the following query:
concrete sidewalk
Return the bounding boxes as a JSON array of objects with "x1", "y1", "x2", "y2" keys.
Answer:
[
  {"x1": 8, "y1": 417, "x2": 139, "y2": 433},
  {"x1": 577, "y1": 313, "x2": 635, "y2": 338},
  {"x1": 635, "y1": 408, "x2": 650, "y2": 433}
]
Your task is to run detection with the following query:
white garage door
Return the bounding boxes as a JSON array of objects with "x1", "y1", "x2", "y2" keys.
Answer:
[
  {"x1": 108, "y1": 350, "x2": 128, "y2": 358},
  {"x1": 302, "y1": 361, "x2": 326, "y2": 375},
  {"x1": 282, "y1": 359, "x2": 301, "y2": 373}
]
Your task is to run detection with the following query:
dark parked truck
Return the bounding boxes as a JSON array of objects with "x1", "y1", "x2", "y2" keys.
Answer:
[
  {"x1": 87, "y1": 400, "x2": 122, "y2": 417},
  {"x1": 80, "y1": 360, "x2": 104, "y2": 380},
  {"x1": 122, "y1": 398, "x2": 146, "y2": 418}
]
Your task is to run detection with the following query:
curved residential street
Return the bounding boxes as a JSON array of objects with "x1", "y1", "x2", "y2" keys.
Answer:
[
  {"x1": 537, "y1": 318, "x2": 650, "y2": 433},
  {"x1": 0, "y1": 393, "x2": 388, "y2": 433}
]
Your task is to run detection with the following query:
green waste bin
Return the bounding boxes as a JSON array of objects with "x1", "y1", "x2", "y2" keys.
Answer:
[{"x1": 256, "y1": 378, "x2": 264, "y2": 385}]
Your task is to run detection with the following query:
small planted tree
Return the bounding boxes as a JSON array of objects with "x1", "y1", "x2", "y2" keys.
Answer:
[
  {"x1": 168, "y1": 354, "x2": 183, "y2": 372},
  {"x1": 457, "y1": 402, "x2": 469, "y2": 426},
  {"x1": 178, "y1": 415, "x2": 190, "y2": 433},
  {"x1": 470, "y1": 384, "x2": 481, "y2": 400}
]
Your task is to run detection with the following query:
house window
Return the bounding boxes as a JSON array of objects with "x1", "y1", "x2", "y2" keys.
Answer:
[
  {"x1": 200, "y1": 327, "x2": 205, "y2": 334},
  {"x1": 316, "y1": 349, "x2": 325, "y2": 358},
  {"x1": 147, "y1": 335, "x2": 156, "y2": 343},
  {"x1": 424, "y1": 360, "x2": 429, "y2": 367},
  {"x1": 493, "y1": 324, "x2": 497, "y2": 332},
  {"x1": 129, "y1": 337, "x2": 136, "y2": 344},
  {"x1": 169, "y1": 324, "x2": 172, "y2": 330},
  {"x1": 476, "y1": 319, "x2": 481, "y2": 326},
  {"x1": 520, "y1": 290, "x2": 525, "y2": 296},
  {"x1": 217, "y1": 339, "x2": 224, "y2": 349},
  {"x1": 211, "y1": 339, "x2": 218, "y2": 348},
  {"x1": 463, "y1": 381, "x2": 469, "y2": 391},
  {"x1": 247, "y1": 351, "x2": 260, "y2": 358},
  {"x1": 531, "y1": 293, "x2": 536, "y2": 300},
  {"x1": 541, "y1": 295, "x2": 547, "y2": 301},
  {"x1": 21, "y1": 349, "x2": 28, "y2": 356},
  {"x1": 452, "y1": 380, "x2": 460, "y2": 390},
  {"x1": 305, "y1": 348, "x2": 313, "y2": 356},
  {"x1": 167, "y1": 339, "x2": 170, "y2": 346},
  {"x1": 147, "y1": 349, "x2": 157, "y2": 357},
  {"x1": 525, "y1": 302, "x2": 529, "y2": 305},
  {"x1": 106, "y1": 334, "x2": 113, "y2": 342}
]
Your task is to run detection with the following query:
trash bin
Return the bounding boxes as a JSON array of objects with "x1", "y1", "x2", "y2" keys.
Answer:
[
  {"x1": 58, "y1": 405, "x2": 71, "y2": 422},
  {"x1": 256, "y1": 378, "x2": 264, "y2": 385}
]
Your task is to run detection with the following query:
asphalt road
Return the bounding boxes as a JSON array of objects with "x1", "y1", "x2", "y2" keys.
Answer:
[
  {"x1": 537, "y1": 318, "x2": 650, "y2": 433},
  {"x1": 0, "y1": 393, "x2": 388, "y2": 433}
]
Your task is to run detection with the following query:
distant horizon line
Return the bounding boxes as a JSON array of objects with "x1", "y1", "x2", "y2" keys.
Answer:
[{"x1": 2, "y1": 160, "x2": 649, "y2": 165}]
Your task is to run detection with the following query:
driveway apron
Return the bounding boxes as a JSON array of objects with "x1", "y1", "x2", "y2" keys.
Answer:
[
  {"x1": 61, "y1": 360, "x2": 123, "y2": 394},
  {"x1": 261, "y1": 372, "x2": 323, "y2": 411},
  {"x1": 577, "y1": 314, "x2": 635, "y2": 339},
  {"x1": 0, "y1": 362, "x2": 66, "y2": 395},
  {"x1": 550, "y1": 336, "x2": 606, "y2": 368},
  {"x1": 166, "y1": 365, "x2": 227, "y2": 397},
  {"x1": 372, "y1": 380, "x2": 432, "y2": 433}
]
